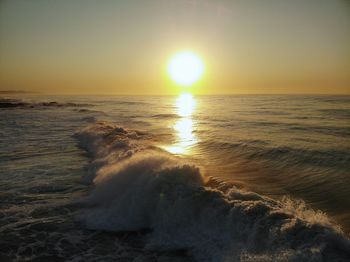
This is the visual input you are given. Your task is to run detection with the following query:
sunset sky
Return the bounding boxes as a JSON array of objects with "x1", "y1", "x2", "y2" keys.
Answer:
[{"x1": 0, "y1": 0, "x2": 349, "y2": 95}]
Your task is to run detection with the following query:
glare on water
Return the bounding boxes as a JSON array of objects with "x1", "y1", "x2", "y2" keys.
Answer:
[
  {"x1": 176, "y1": 93, "x2": 196, "y2": 117},
  {"x1": 164, "y1": 93, "x2": 198, "y2": 155}
]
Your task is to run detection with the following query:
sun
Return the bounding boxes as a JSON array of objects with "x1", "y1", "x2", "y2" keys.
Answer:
[{"x1": 168, "y1": 51, "x2": 204, "y2": 86}]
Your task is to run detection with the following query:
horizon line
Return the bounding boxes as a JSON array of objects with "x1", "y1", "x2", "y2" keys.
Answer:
[{"x1": 1, "y1": 91, "x2": 349, "y2": 96}]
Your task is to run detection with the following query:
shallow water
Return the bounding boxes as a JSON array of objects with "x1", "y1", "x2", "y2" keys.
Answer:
[{"x1": 0, "y1": 94, "x2": 349, "y2": 261}]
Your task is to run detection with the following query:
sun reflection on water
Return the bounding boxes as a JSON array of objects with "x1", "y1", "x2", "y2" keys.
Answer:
[
  {"x1": 164, "y1": 93, "x2": 198, "y2": 155},
  {"x1": 176, "y1": 93, "x2": 196, "y2": 117}
]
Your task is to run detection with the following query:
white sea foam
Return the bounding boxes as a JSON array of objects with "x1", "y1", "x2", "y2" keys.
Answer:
[{"x1": 75, "y1": 121, "x2": 350, "y2": 262}]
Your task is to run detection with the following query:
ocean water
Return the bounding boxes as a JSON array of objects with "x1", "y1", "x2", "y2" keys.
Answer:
[{"x1": 0, "y1": 94, "x2": 349, "y2": 261}]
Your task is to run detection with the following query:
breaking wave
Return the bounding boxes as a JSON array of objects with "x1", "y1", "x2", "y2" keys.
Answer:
[{"x1": 74, "y1": 121, "x2": 350, "y2": 262}]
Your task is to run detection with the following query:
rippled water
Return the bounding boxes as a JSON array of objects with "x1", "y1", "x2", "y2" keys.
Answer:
[{"x1": 0, "y1": 94, "x2": 349, "y2": 261}]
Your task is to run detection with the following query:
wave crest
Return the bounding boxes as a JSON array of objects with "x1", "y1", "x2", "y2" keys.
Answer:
[{"x1": 74, "y1": 121, "x2": 350, "y2": 262}]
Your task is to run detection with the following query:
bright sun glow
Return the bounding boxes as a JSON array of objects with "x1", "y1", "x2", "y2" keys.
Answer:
[{"x1": 168, "y1": 51, "x2": 204, "y2": 86}]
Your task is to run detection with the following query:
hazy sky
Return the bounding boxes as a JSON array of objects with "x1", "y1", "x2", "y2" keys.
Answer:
[{"x1": 0, "y1": 0, "x2": 349, "y2": 94}]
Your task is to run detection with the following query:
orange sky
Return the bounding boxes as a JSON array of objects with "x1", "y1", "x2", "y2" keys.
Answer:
[{"x1": 0, "y1": 0, "x2": 349, "y2": 95}]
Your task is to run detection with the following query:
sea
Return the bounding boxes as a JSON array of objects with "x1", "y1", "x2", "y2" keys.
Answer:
[{"x1": 0, "y1": 94, "x2": 349, "y2": 261}]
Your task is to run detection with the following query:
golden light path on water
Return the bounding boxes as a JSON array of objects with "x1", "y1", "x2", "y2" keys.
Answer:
[{"x1": 164, "y1": 93, "x2": 197, "y2": 155}]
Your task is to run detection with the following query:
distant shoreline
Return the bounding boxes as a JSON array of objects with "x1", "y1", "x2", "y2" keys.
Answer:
[{"x1": 0, "y1": 90, "x2": 38, "y2": 94}]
